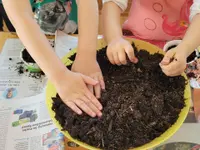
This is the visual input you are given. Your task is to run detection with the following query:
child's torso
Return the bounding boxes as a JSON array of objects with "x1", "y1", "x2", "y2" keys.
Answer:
[{"x1": 123, "y1": 0, "x2": 193, "y2": 41}]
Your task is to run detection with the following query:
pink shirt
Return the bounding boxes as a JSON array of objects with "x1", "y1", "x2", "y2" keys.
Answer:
[
  {"x1": 123, "y1": 0, "x2": 192, "y2": 41},
  {"x1": 103, "y1": 0, "x2": 200, "y2": 48}
]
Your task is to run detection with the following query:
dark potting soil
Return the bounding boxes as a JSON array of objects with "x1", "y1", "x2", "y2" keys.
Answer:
[
  {"x1": 52, "y1": 43, "x2": 186, "y2": 150},
  {"x1": 14, "y1": 61, "x2": 25, "y2": 75},
  {"x1": 22, "y1": 49, "x2": 35, "y2": 63},
  {"x1": 166, "y1": 45, "x2": 177, "y2": 51},
  {"x1": 187, "y1": 51, "x2": 196, "y2": 63},
  {"x1": 13, "y1": 61, "x2": 45, "y2": 79}
]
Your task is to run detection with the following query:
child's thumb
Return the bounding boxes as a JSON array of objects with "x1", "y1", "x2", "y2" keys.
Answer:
[
  {"x1": 82, "y1": 75, "x2": 99, "y2": 85},
  {"x1": 160, "y1": 50, "x2": 175, "y2": 65}
]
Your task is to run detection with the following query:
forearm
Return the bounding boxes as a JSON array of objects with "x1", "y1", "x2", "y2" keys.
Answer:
[
  {"x1": 179, "y1": 14, "x2": 200, "y2": 56},
  {"x1": 103, "y1": 2, "x2": 122, "y2": 44},
  {"x1": 76, "y1": 0, "x2": 98, "y2": 60},
  {"x1": 3, "y1": 0, "x2": 69, "y2": 83}
]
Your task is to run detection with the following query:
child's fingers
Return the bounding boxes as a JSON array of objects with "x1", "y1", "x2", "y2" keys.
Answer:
[
  {"x1": 82, "y1": 74, "x2": 98, "y2": 86},
  {"x1": 81, "y1": 96, "x2": 102, "y2": 117},
  {"x1": 94, "y1": 76, "x2": 101, "y2": 99},
  {"x1": 74, "y1": 99, "x2": 96, "y2": 117},
  {"x1": 65, "y1": 101, "x2": 82, "y2": 115},
  {"x1": 84, "y1": 87, "x2": 103, "y2": 110},
  {"x1": 125, "y1": 44, "x2": 138, "y2": 63},
  {"x1": 87, "y1": 85, "x2": 94, "y2": 95},
  {"x1": 162, "y1": 68, "x2": 180, "y2": 76},
  {"x1": 98, "y1": 75, "x2": 105, "y2": 90},
  {"x1": 107, "y1": 52, "x2": 115, "y2": 64},
  {"x1": 160, "y1": 50, "x2": 175, "y2": 65},
  {"x1": 113, "y1": 52, "x2": 121, "y2": 65},
  {"x1": 118, "y1": 50, "x2": 127, "y2": 65},
  {"x1": 161, "y1": 62, "x2": 183, "y2": 76}
]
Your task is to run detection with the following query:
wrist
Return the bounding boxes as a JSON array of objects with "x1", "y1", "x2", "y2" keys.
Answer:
[
  {"x1": 107, "y1": 35, "x2": 123, "y2": 44},
  {"x1": 49, "y1": 65, "x2": 71, "y2": 86},
  {"x1": 76, "y1": 49, "x2": 97, "y2": 62},
  {"x1": 178, "y1": 41, "x2": 197, "y2": 57}
]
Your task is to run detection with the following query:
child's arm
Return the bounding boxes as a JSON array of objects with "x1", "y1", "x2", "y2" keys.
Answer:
[
  {"x1": 103, "y1": 0, "x2": 137, "y2": 65},
  {"x1": 3, "y1": 0, "x2": 102, "y2": 117},
  {"x1": 179, "y1": 14, "x2": 200, "y2": 56},
  {"x1": 160, "y1": 1, "x2": 200, "y2": 76},
  {"x1": 72, "y1": 0, "x2": 105, "y2": 99}
]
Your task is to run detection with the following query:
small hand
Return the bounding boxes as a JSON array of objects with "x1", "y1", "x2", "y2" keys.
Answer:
[
  {"x1": 54, "y1": 70, "x2": 103, "y2": 117},
  {"x1": 72, "y1": 58, "x2": 105, "y2": 99},
  {"x1": 160, "y1": 47, "x2": 187, "y2": 76},
  {"x1": 107, "y1": 37, "x2": 138, "y2": 65}
]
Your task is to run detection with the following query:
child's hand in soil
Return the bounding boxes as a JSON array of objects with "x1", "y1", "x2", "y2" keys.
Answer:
[
  {"x1": 72, "y1": 57, "x2": 105, "y2": 99},
  {"x1": 107, "y1": 37, "x2": 138, "y2": 65},
  {"x1": 160, "y1": 48, "x2": 187, "y2": 76},
  {"x1": 54, "y1": 70, "x2": 103, "y2": 117}
]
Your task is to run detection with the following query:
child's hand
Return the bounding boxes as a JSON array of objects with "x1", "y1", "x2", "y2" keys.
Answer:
[
  {"x1": 72, "y1": 57, "x2": 105, "y2": 99},
  {"x1": 107, "y1": 37, "x2": 138, "y2": 65},
  {"x1": 160, "y1": 48, "x2": 187, "y2": 76},
  {"x1": 54, "y1": 70, "x2": 103, "y2": 117}
]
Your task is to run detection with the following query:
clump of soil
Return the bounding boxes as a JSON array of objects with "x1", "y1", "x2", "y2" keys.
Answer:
[
  {"x1": 52, "y1": 43, "x2": 186, "y2": 150},
  {"x1": 22, "y1": 49, "x2": 35, "y2": 63},
  {"x1": 15, "y1": 61, "x2": 26, "y2": 75}
]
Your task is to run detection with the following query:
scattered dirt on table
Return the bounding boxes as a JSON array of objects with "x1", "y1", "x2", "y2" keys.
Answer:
[
  {"x1": 52, "y1": 43, "x2": 186, "y2": 150},
  {"x1": 10, "y1": 61, "x2": 45, "y2": 79}
]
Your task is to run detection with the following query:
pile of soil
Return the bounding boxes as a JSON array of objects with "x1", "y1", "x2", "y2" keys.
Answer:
[
  {"x1": 52, "y1": 43, "x2": 186, "y2": 150},
  {"x1": 22, "y1": 49, "x2": 35, "y2": 63}
]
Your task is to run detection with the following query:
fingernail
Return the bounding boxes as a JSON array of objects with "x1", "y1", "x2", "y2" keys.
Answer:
[
  {"x1": 101, "y1": 84, "x2": 105, "y2": 90},
  {"x1": 123, "y1": 61, "x2": 127, "y2": 65},
  {"x1": 100, "y1": 81, "x2": 105, "y2": 90},
  {"x1": 133, "y1": 58, "x2": 138, "y2": 63},
  {"x1": 78, "y1": 110, "x2": 82, "y2": 115},
  {"x1": 164, "y1": 58, "x2": 170, "y2": 62},
  {"x1": 98, "y1": 112, "x2": 102, "y2": 117},
  {"x1": 99, "y1": 105, "x2": 103, "y2": 110},
  {"x1": 92, "y1": 113, "x2": 96, "y2": 117},
  {"x1": 96, "y1": 95, "x2": 100, "y2": 99}
]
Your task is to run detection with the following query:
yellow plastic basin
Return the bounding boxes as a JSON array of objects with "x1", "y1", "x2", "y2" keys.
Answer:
[{"x1": 46, "y1": 39, "x2": 191, "y2": 150}]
